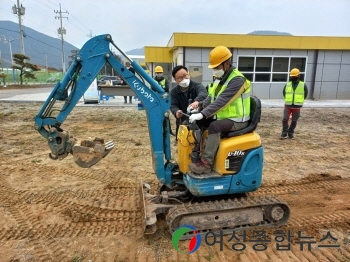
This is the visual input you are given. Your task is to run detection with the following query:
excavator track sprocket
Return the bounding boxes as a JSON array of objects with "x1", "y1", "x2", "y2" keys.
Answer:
[{"x1": 166, "y1": 195, "x2": 290, "y2": 240}]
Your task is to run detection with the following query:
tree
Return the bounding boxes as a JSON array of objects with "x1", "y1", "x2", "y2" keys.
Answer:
[
  {"x1": 68, "y1": 49, "x2": 79, "y2": 68},
  {"x1": 12, "y1": 54, "x2": 40, "y2": 85}
]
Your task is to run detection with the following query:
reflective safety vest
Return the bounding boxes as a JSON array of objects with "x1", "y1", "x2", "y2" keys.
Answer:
[
  {"x1": 285, "y1": 81, "x2": 305, "y2": 106},
  {"x1": 156, "y1": 79, "x2": 166, "y2": 88},
  {"x1": 208, "y1": 69, "x2": 251, "y2": 122}
]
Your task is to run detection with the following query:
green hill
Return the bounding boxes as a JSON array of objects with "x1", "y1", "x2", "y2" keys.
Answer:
[{"x1": 0, "y1": 20, "x2": 79, "y2": 70}]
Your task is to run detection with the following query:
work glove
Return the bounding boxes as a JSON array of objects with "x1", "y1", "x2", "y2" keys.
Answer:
[
  {"x1": 189, "y1": 113, "x2": 203, "y2": 123},
  {"x1": 187, "y1": 106, "x2": 193, "y2": 114}
]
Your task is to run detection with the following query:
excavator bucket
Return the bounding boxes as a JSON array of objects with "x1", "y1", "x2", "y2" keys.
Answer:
[
  {"x1": 72, "y1": 137, "x2": 114, "y2": 168},
  {"x1": 138, "y1": 180, "x2": 148, "y2": 236},
  {"x1": 138, "y1": 180, "x2": 162, "y2": 235}
]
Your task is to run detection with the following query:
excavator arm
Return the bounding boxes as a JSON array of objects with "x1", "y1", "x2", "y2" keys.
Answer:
[{"x1": 34, "y1": 34, "x2": 174, "y2": 185}]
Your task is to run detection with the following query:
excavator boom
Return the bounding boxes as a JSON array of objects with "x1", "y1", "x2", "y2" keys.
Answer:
[{"x1": 34, "y1": 34, "x2": 172, "y2": 173}]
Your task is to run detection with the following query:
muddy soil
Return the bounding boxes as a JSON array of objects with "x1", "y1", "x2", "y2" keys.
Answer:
[{"x1": 0, "y1": 102, "x2": 349, "y2": 261}]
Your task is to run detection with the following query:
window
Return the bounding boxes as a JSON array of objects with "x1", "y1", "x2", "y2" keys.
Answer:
[
  {"x1": 238, "y1": 56, "x2": 307, "y2": 82},
  {"x1": 238, "y1": 57, "x2": 254, "y2": 71},
  {"x1": 273, "y1": 58, "x2": 289, "y2": 72},
  {"x1": 255, "y1": 57, "x2": 272, "y2": 72},
  {"x1": 272, "y1": 74, "x2": 288, "y2": 82}
]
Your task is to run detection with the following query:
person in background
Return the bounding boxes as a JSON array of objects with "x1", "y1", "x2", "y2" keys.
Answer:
[
  {"x1": 123, "y1": 61, "x2": 135, "y2": 104},
  {"x1": 170, "y1": 65, "x2": 207, "y2": 145},
  {"x1": 280, "y1": 68, "x2": 308, "y2": 139},
  {"x1": 153, "y1": 66, "x2": 169, "y2": 92},
  {"x1": 206, "y1": 73, "x2": 217, "y2": 92},
  {"x1": 188, "y1": 46, "x2": 251, "y2": 174}
]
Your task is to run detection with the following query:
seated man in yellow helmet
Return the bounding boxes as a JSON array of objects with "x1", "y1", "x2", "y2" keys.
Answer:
[
  {"x1": 188, "y1": 46, "x2": 251, "y2": 174},
  {"x1": 153, "y1": 66, "x2": 169, "y2": 92}
]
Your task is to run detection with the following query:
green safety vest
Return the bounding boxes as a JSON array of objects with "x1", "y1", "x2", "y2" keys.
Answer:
[
  {"x1": 285, "y1": 81, "x2": 305, "y2": 105},
  {"x1": 156, "y1": 78, "x2": 166, "y2": 88},
  {"x1": 208, "y1": 69, "x2": 251, "y2": 122}
]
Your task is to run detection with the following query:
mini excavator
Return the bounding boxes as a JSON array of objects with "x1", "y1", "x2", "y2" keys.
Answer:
[{"x1": 34, "y1": 34, "x2": 290, "y2": 240}]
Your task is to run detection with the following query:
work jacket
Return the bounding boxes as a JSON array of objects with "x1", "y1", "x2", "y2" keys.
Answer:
[{"x1": 170, "y1": 80, "x2": 207, "y2": 123}]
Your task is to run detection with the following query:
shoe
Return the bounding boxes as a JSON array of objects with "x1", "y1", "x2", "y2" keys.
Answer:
[
  {"x1": 124, "y1": 101, "x2": 127, "y2": 104},
  {"x1": 189, "y1": 158, "x2": 211, "y2": 174},
  {"x1": 129, "y1": 101, "x2": 132, "y2": 104},
  {"x1": 280, "y1": 133, "x2": 287, "y2": 139},
  {"x1": 288, "y1": 134, "x2": 294, "y2": 139}
]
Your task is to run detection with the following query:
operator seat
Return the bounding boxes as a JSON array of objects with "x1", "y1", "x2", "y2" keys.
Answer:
[{"x1": 221, "y1": 96, "x2": 262, "y2": 138}]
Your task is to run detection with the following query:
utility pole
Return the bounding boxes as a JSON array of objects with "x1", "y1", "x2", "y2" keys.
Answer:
[
  {"x1": 12, "y1": 0, "x2": 26, "y2": 55},
  {"x1": 54, "y1": 4, "x2": 68, "y2": 73},
  {"x1": 45, "y1": 53, "x2": 48, "y2": 74}
]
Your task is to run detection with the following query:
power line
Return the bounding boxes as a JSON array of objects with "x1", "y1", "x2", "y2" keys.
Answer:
[
  {"x1": 0, "y1": 27, "x2": 72, "y2": 55},
  {"x1": 69, "y1": 13, "x2": 90, "y2": 32},
  {"x1": 67, "y1": 21, "x2": 87, "y2": 35},
  {"x1": 45, "y1": 0, "x2": 59, "y2": 8},
  {"x1": 7, "y1": 0, "x2": 16, "y2": 5},
  {"x1": 32, "y1": 0, "x2": 54, "y2": 10},
  {"x1": 0, "y1": 7, "x2": 12, "y2": 13},
  {"x1": 25, "y1": 35, "x2": 61, "y2": 51}
]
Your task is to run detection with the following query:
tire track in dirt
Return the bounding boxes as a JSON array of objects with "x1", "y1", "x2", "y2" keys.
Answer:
[
  {"x1": 0, "y1": 169, "x2": 144, "y2": 260},
  {"x1": 4, "y1": 161, "x2": 142, "y2": 185},
  {"x1": 0, "y1": 221, "x2": 143, "y2": 241},
  {"x1": 2, "y1": 164, "x2": 350, "y2": 261},
  {"x1": 250, "y1": 177, "x2": 350, "y2": 197},
  {"x1": 0, "y1": 179, "x2": 71, "y2": 260},
  {"x1": 0, "y1": 185, "x2": 143, "y2": 239}
]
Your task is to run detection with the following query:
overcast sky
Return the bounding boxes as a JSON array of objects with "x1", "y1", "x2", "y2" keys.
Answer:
[{"x1": 1, "y1": 0, "x2": 350, "y2": 52}]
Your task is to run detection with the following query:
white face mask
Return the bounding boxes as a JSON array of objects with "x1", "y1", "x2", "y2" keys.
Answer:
[
  {"x1": 213, "y1": 69, "x2": 224, "y2": 78},
  {"x1": 179, "y1": 78, "x2": 190, "y2": 88}
]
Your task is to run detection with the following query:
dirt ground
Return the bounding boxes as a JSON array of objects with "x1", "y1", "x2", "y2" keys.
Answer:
[
  {"x1": 0, "y1": 101, "x2": 350, "y2": 262},
  {"x1": 0, "y1": 84, "x2": 52, "y2": 90}
]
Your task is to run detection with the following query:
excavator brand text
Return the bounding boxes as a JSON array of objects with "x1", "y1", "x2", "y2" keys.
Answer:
[{"x1": 133, "y1": 80, "x2": 154, "y2": 102}]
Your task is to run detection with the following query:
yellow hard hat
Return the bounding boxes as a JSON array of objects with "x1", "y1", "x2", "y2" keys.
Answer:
[
  {"x1": 290, "y1": 68, "x2": 300, "y2": 77},
  {"x1": 208, "y1": 46, "x2": 232, "y2": 68},
  {"x1": 155, "y1": 66, "x2": 163, "y2": 73}
]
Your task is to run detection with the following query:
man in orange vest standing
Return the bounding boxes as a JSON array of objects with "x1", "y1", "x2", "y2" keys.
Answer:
[{"x1": 280, "y1": 68, "x2": 308, "y2": 139}]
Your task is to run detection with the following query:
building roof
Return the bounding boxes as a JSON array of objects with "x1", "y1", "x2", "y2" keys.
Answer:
[{"x1": 145, "y1": 32, "x2": 350, "y2": 63}]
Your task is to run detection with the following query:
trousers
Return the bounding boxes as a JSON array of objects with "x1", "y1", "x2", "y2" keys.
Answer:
[
  {"x1": 282, "y1": 106, "x2": 301, "y2": 135},
  {"x1": 202, "y1": 119, "x2": 249, "y2": 165}
]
